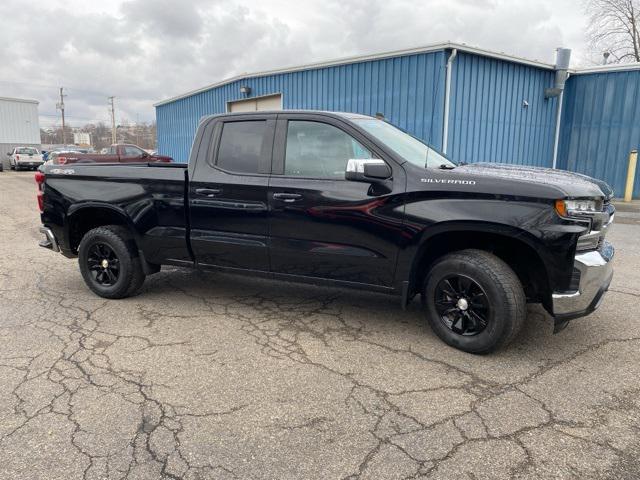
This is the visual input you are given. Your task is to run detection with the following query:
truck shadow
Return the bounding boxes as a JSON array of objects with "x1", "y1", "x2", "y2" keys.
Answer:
[{"x1": 140, "y1": 265, "x2": 560, "y2": 356}]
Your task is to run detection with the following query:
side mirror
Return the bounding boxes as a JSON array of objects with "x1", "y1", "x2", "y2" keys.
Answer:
[
  {"x1": 345, "y1": 159, "x2": 391, "y2": 183},
  {"x1": 7, "y1": 152, "x2": 11, "y2": 156}
]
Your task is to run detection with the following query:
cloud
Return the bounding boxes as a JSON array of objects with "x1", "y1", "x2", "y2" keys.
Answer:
[{"x1": 0, "y1": 0, "x2": 589, "y2": 130}]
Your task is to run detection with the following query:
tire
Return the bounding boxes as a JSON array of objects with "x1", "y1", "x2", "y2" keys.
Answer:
[
  {"x1": 423, "y1": 249, "x2": 526, "y2": 354},
  {"x1": 78, "y1": 225, "x2": 145, "y2": 299}
]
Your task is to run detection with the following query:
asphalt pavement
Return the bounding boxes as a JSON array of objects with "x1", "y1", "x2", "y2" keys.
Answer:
[{"x1": 1, "y1": 171, "x2": 639, "y2": 480}]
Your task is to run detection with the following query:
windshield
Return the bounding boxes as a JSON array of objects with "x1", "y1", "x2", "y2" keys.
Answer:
[
  {"x1": 353, "y1": 118, "x2": 455, "y2": 169},
  {"x1": 16, "y1": 147, "x2": 39, "y2": 155}
]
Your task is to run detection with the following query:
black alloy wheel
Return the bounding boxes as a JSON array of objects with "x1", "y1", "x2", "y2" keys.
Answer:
[
  {"x1": 423, "y1": 249, "x2": 526, "y2": 354},
  {"x1": 86, "y1": 242, "x2": 120, "y2": 286},
  {"x1": 434, "y1": 274, "x2": 490, "y2": 336},
  {"x1": 78, "y1": 225, "x2": 146, "y2": 299}
]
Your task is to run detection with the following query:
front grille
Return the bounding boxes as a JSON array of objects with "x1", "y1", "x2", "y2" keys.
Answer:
[{"x1": 575, "y1": 201, "x2": 615, "y2": 252}]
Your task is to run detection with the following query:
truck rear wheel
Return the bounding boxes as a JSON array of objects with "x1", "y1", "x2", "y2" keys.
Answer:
[
  {"x1": 78, "y1": 225, "x2": 145, "y2": 299},
  {"x1": 423, "y1": 249, "x2": 526, "y2": 354}
]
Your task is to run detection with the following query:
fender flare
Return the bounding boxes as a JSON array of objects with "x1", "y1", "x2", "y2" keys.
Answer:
[
  {"x1": 65, "y1": 202, "x2": 139, "y2": 248},
  {"x1": 402, "y1": 220, "x2": 551, "y2": 298}
]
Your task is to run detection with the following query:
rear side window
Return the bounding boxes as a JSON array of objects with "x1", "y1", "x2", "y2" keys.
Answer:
[{"x1": 217, "y1": 121, "x2": 267, "y2": 174}]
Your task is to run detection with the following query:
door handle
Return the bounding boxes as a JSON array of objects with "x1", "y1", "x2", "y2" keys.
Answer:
[
  {"x1": 273, "y1": 192, "x2": 302, "y2": 202},
  {"x1": 195, "y1": 188, "x2": 222, "y2": 197}
]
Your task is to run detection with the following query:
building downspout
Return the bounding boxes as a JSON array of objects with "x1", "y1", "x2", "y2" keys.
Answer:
[
  {"x1": 442, "y1": 48, "x2": 457, "y2": 154},
  {"x1": 551, "y1": 75, "x2": 568, "y2": 169},
  {"x1": 546, "y1": 47, "x2": 571, "y2": 169}
]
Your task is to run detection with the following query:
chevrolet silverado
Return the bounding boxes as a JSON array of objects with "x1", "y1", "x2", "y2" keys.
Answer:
[{"x1": 35, "y1": 111, "x2": 615, "y2": 353}]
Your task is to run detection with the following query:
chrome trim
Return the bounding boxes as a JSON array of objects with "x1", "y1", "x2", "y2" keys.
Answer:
[
  {"x1": 38, "y1": 226, "x2": 60, "y2": 253},
  {"x1": 552, "y1": 240, "x2": 614, "y2": 316},
  {"x1": 346, "y1": 158, "x2": 386, "y2": 173},
  {"x1": 575, "y1": 204, "x2": 615, "y2": 252}
]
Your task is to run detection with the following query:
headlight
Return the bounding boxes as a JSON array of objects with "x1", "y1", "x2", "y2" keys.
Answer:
[{"x1": 554, "y1": 199, "x2": 598, "y2": 218}]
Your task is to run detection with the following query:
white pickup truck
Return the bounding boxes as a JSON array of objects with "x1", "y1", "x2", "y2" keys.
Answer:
[{"x1": 7, "y1": 147, "x2": 44, "y2": 171}]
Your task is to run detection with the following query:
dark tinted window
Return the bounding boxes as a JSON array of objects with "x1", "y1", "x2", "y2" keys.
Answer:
[
  {"x1": 284, "y1": 121, "x2": 371, "y2": 179},
  {"x1": 217, "y1": 121, "x2": 267, "y2": 174}
]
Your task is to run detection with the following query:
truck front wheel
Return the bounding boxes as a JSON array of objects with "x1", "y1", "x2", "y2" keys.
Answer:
[
  {"x1": 78, "y1": 225, "x2": 145, "y2": 299},
  {"x1": 423, "y1": 249, "x2": 526, "y2": 354}
]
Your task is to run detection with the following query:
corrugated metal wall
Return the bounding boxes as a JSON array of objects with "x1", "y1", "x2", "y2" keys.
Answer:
[
  {"x1": 156, "y1": 51, "x2": 447, "y2": 162},
  {"x1": 447, "y1": 52, "x2": 558, "y2": 166},
  {"x1": 558, "y1": 69, "x2": 640, "y2": 197},
  {"x1": 0, "y1": 98, "x2": 40, "y2": 145},
  {"x1": 156, "y1": 49, "x2": 640, "y2": 197}
]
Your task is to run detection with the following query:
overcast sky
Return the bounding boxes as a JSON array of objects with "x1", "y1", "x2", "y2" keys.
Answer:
[{"x1": 0, "y1": 0, "x2": 591, "y2": 129}]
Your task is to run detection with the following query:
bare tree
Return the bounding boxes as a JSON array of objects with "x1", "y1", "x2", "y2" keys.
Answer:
[{"x1": 586, "y1": 0, "x2": 640, "y2": 63}]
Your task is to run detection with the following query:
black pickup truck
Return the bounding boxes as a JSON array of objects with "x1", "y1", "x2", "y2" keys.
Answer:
[{"x1": 36, "y1": 111, "x2": 615, "y2": 353}]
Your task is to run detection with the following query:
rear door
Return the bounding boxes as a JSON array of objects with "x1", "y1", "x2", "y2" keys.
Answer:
[
  {"x1": 189, "y1": 114, "x2": 275, "y2": 271},
  {"x1": 268, "y1": 114, "x2": 405, "y2": 287},
  {"x1": 92, "y1": 146, "x2": 119, "y2": 163}
]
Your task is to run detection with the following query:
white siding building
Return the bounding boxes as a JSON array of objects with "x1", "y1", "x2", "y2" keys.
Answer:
[
  {"x1": 73, "y1": 132, "x2": 91, "y2": 146},
  {"x1": 0, "y1": 96, "x2": 41, "y2": 169}
]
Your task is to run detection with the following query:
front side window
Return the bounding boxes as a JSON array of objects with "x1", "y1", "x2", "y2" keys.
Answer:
[
  {"x1": 217, "y1": 121, "x2": 266, "y2": 174},
  {"x1": 284, "y1": 121, "x2": 371, "y2": 179},
  {"x1": 124, "y1": 146, "x2": 144, "y2": 156},
  {"x1": 108, "y1": 146, "x2": 116, "y2": 155}
]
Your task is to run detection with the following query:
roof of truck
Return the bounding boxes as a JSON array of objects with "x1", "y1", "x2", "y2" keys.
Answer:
[{"x1": 201, "y1": 110, "x2": 374, "y2": 122}]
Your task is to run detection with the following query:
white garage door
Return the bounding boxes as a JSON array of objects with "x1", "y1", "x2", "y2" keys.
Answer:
[{"x1": 228, "y1": 94, "x2": 282, "y2": 112}]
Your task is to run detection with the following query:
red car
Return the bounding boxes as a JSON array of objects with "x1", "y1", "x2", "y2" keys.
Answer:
[{"x1": 51, "y1": 144, "x2": 172, "y2": 165}]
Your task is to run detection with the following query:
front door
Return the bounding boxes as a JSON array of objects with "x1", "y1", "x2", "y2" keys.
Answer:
[
  {"x1": 268, "y1": 114, "x2": 405, "y2": 287},
  {"x1": 120, "y1": 145, "x2": 147, "y2": 163},
  {"x1": 189, "y1": 115, "x2": 275, "y2": 271}
]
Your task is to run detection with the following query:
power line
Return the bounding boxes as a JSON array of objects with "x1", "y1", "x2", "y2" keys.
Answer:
[
  {"x1": 0, "y1": 79, "x2": 150, "y2": 100},
  {"x1": 40, "y1": 113, "x2": 111, "y2": 122}
]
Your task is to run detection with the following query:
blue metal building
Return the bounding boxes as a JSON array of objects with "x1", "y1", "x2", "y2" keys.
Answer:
[{"x1": 155, "y1": 42, "x2": 640, "y2": 197}]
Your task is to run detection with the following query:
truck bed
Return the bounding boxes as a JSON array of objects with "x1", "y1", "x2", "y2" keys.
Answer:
[{"x1": 41, "y1": 162, "x2": 191, "y2": 265}]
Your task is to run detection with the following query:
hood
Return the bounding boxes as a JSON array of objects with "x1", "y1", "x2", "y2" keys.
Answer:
[{"x1": 455, "y1": 163, "x2": 613, "y2": 200}]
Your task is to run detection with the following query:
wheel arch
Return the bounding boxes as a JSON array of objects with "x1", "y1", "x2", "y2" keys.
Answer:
[
  {"x1": 406, "y1": 222, "x2": 551, "y2": 308},
  {"x1": 66, "y1": 203, "x2": 136, "y2": 254}
]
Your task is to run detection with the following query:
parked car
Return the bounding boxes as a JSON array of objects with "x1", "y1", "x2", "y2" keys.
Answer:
[
  {"x1": 8, "y1": 147, "x2": 44, "y2": 170},
  {"x1": 49, "y1": 143, "x2": 172, "y2": 164},
  {"x1": 36, "y1": 111, "x2": 614, "y2": 353}
]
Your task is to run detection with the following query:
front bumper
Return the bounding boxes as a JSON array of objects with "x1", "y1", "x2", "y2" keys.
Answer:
[{"x1": 551, "y1": 240, "x2": 614, "y2": 327}]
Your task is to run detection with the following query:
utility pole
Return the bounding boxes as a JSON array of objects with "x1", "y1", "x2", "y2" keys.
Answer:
[
  {"x1": 108, "y1": 96, "x2": 116, "y2": 144},
  {"x1": 56, "y1": 87, "x2": 66, "y2": 145}
]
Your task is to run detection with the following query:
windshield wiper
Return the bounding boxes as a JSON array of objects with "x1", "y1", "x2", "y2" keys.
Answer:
[{"x1": 438, "y1": 164, "x2": 456, "y2": 170}]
